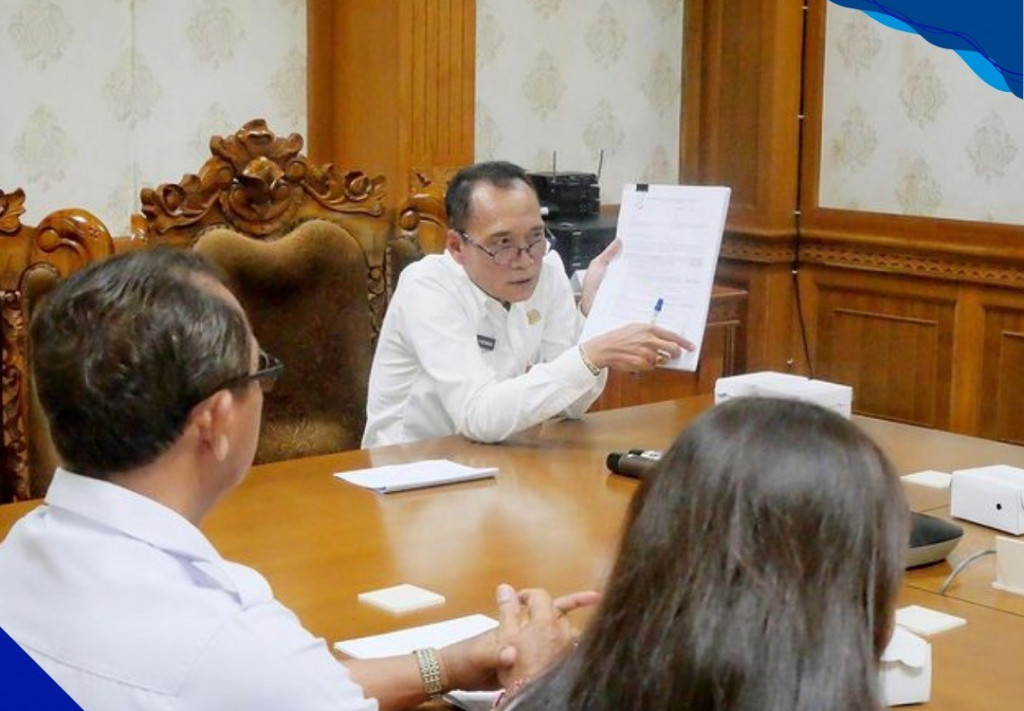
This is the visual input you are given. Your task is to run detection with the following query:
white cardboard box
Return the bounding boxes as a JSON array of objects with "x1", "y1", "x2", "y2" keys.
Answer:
[
  {"x1": 714, "y1": 371, "x2": 853, "y2": 418},
  {"x1": 880, "y1": 626, "x2": 932, "y2": 706},
  {"x1": 950, "y1": 465, "x2": 1024, "y2": 535}
]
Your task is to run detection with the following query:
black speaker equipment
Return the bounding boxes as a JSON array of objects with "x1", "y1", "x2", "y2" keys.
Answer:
[
  {"x1": 907, "y1": 512, "x2": 964, "y2": 568},
  {"x1": 605, "y1": 450, "x2": 965, "y2": 568},
  {"x1": 529, "y1": 171, "x2": 600, "y2": 218},
  {"x1": 546, "y1": 214, "x2": 618, "y2": 277}
]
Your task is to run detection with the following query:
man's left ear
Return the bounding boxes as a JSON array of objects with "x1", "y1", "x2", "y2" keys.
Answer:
[
  {"x1": 447, "y1": 229, "x2": 467, "y2": 264},
  {"x1": 193, "y1": 390, "x2": 235, "y2": 462}
]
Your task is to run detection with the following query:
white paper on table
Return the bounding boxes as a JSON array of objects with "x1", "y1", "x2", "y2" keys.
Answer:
[
  {"x1": 580, "y1": 183, "x2": 730, "y2": 372},
  {"x1": 335, "y1": 615, "x2": 503, "y2": 708},
  {"x1": 334, "y1": 614, "x2": 498, "y2": 658},
  {"x1": 334, "y1": 459, "x2": 497, "y2": 493}
]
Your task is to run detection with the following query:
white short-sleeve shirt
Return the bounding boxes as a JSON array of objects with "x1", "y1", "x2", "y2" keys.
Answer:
[
  {"x1": 362, "y1": 251, "x2": 606, "y2": 447},
  {"x1": 0, "y1": 469, "x2": 376, "y2": 711}
]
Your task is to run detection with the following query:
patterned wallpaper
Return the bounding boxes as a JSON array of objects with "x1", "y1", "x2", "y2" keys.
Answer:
[
  {"x1": 475, "y1": 0, "x2": 683, "y2": 206},
  {"x1": 1, "y1": 0, "x2": 306, "y2": 233},
  {"x1": 820, "y1": 4, "x2": 1024, "y2": 225}
]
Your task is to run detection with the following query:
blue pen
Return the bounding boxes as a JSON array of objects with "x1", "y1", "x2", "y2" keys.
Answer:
[{"x1": 649, "y1": 298, "x2": 664, "y2": 325}]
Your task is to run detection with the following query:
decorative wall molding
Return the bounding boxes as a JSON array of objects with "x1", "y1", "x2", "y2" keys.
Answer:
[
  {"x1": 721, "y1": 226, "x2": 1024, "y2": 290},
  {"x1": 719, "y1": 233, "x2": 795, "y2": 264},
  {"x1": 799, "y1": 239, "x2": 1024, "y2": 289}
]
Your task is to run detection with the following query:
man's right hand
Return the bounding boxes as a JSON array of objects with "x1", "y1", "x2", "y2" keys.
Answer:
[{"x1": 581, "y1": 324, "x2": 695, "y2": 372}]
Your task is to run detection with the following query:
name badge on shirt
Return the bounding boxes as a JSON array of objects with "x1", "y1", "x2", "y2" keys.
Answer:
[
  {"x1": 477, "y1": 334, "x2": 496, "y2": 351},
  {"x1": 526, "y1": 308, "x2": 541, "y2": 325}
]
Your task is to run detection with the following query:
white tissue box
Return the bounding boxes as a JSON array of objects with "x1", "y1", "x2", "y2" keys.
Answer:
[
  {"x1": 714, "y1": 371, "x2": 852, "y2": 418},
  {"x1": 950, "y1": 465, "x2": 1024, "y2": 535},
  {"x1": 880, "y1": 626, "x2": 932, "y2": 706}
]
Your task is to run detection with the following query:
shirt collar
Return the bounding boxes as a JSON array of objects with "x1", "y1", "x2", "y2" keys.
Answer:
[
  {"x1": 440, "y1": 249, "x2": 539, "y2": 316},
  {"x1": 45, "y1": 467, "x2": 222, "y2": 565}
]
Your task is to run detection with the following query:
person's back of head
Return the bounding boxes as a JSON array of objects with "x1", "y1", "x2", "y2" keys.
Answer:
[
  {"x1": 514, "y1": 396, "x2": 908, "y2": 711},
  {"x1": 31, "y1": 248, "x2": 251, "y2": 479},
  {"x1": 445, "y1": 160, "x2": 535, "y2": 232}
]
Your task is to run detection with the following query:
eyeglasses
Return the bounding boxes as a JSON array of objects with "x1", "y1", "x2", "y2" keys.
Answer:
[
  {"x1": 212, "y1": 348, "x2": 285, "y2": 397},
  {"x1": 459, "y1": 229, "x2": 552, "y2": 267}
]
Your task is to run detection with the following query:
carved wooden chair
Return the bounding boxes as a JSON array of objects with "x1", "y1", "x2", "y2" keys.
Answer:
[
  {"x1": 129, "y1": 119, "x2": 421, "y2": 464},
  {"x1": 0, "y1": 189, "x2": 116, "y2": 501},
  {"x1": 396, "y1": 167, "x2": 459, "y2": 257}
]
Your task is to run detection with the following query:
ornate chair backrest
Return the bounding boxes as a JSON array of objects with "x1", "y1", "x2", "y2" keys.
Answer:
[
  {"x1": 396, "y1": 166, "x2": 458, "y2": 255},
  {"x1": 129, "y1": 119, "x2": 418, "y2": 463},
  {"x1": 0, "y1": 189, "x2": 116, "y2": 501}
]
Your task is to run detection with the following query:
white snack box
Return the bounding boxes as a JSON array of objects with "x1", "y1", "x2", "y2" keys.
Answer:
[
  {"x1": 950, "y1": 465, "x2": 1024, "y2": 535},
  {"x1": 714, "y1": 371, "x2": 852, "y2": 418},
  {"x1": 880, "y1": 626, "x2": 932, "y2": 706}
]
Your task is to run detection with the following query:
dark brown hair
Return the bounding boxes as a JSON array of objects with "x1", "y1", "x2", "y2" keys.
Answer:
[
  {"x1": 445, "y1": 160, "x2": 535, "y2": 232},
  {"x1": 515, "y1": 397, "x2": 908, "y2": 711},
  {"x1": 31, "y1": 248, "x2": 250, "y2": 478}
]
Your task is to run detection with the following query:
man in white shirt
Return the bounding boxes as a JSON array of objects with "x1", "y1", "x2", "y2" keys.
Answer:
[
  {"x1": 0, "y1": 248, "x2": 591, "y2": 711},
  {"x1": 363, "y1": 161, "x2": 693, "y2": 447}
]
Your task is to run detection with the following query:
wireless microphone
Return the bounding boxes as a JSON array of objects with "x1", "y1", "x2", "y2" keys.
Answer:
[{"x1": 606, "y1": 449, "x2": 663, "y2": 479}]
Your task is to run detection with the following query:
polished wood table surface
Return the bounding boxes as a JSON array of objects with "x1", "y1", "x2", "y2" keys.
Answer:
[{"x1": 3, "y1": 396, "x2": 1024, "y2": 709}]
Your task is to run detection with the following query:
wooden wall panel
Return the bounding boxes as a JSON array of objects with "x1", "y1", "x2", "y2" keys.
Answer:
[
  {"x1": 814, "y1": 284, "x2": 955, "y2": 428},
  {"x1": 981, "y1": 308, "x2": 1024, "y2": 445},
  {"x1": 682, "y1": 0, "x2": 802, "y2": 236},
  {"x1": 682, "y1": 0, "x2": 1024, "y2": 442},
  {"x1": 308, "y1": 0, "x2": 474, "y2": 208}
]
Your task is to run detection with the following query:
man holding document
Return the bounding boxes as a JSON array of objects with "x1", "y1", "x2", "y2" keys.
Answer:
[
  {"x1": 0, "y1": 249, "x2": 594, "y2": 711},
  {"x1": 363, "y1": 161, "x2": 693, "y2": 447}
]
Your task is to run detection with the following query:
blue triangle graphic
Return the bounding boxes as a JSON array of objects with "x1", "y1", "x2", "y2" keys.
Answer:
[{"x1": 0, "y1": 626, "x2": 85, "y2": 709}]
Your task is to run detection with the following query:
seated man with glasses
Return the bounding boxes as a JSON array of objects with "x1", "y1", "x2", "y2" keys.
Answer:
[
  {"x1": 364, "y1": 160, "x2": 693, "y2": 447},
  {"x1": 0, "y1": 248, "x2": 589, "y2": 710}
]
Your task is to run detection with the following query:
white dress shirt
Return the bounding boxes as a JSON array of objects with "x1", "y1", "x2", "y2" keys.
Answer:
[
  {"x1": 0, "y1": 469, "x2": 376, "y2": 711},
  {"x1": 363, "y1": 251, "x2": 606, "y2": 447}
]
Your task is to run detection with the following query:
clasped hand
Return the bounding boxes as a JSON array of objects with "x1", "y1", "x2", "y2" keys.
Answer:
[{"x1": 439, "y1": 584, "x2": 599, "y2": 692}]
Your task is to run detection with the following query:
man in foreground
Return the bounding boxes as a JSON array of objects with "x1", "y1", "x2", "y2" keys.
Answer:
[
  {"x1": 0, "y1": 249, "x2": 590, "y2": 710},
  {"x1": 363, "y1": 161, "x2": 693, "y2": 447}
]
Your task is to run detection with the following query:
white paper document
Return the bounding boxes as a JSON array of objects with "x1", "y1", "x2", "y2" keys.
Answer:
[
  {"x1": 333, "y1": 614, "x2": 498, "y2": 658},
  {"x1": 580, "y1": 183, "x2": 731, "y2": 372},
  {"x1": 334, "y1": 459, "x2": 497, "y2": 493},
  {"x1": 335, "y1": 615, "x2": 502, "y2": 710}
]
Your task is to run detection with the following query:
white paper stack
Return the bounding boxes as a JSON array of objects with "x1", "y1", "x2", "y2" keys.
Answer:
[
  {"x1": 335, "y1": 459, "x2": 497, "y2": 493},
  {"x1": 714, "y1": 371, "x2": 852, "y2": 418}
]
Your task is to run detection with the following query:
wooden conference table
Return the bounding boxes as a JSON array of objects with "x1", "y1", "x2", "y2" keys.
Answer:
[{"x1": 2, "y1": 396, "x2": 1024, "y2": 709}]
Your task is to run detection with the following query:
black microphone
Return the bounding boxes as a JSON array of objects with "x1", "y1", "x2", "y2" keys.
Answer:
[{"x1": 606, "y1": 449, "x2": 663, "y2": 479}]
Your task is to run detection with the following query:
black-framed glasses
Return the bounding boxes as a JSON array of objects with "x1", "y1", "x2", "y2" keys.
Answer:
[
  {"x1": 213, "y1": 348, "x2": 285, "y2": 396},
  {"x1": 459, "y1": 229, "x2": 552, "y2": 267}
]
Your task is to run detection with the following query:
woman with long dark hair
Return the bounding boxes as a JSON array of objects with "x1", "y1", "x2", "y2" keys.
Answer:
[{"x1": 508, "y1": 397, "x2": 909, "y2": 711}]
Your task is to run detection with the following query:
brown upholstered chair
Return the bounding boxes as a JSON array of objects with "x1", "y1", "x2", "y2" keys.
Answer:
[
  {"x1": 0, "y1": 189, "x2": 117, "y2": 501},
  {"x1": 129, "y1": 119, "x2": 421, "y2": 464}
]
